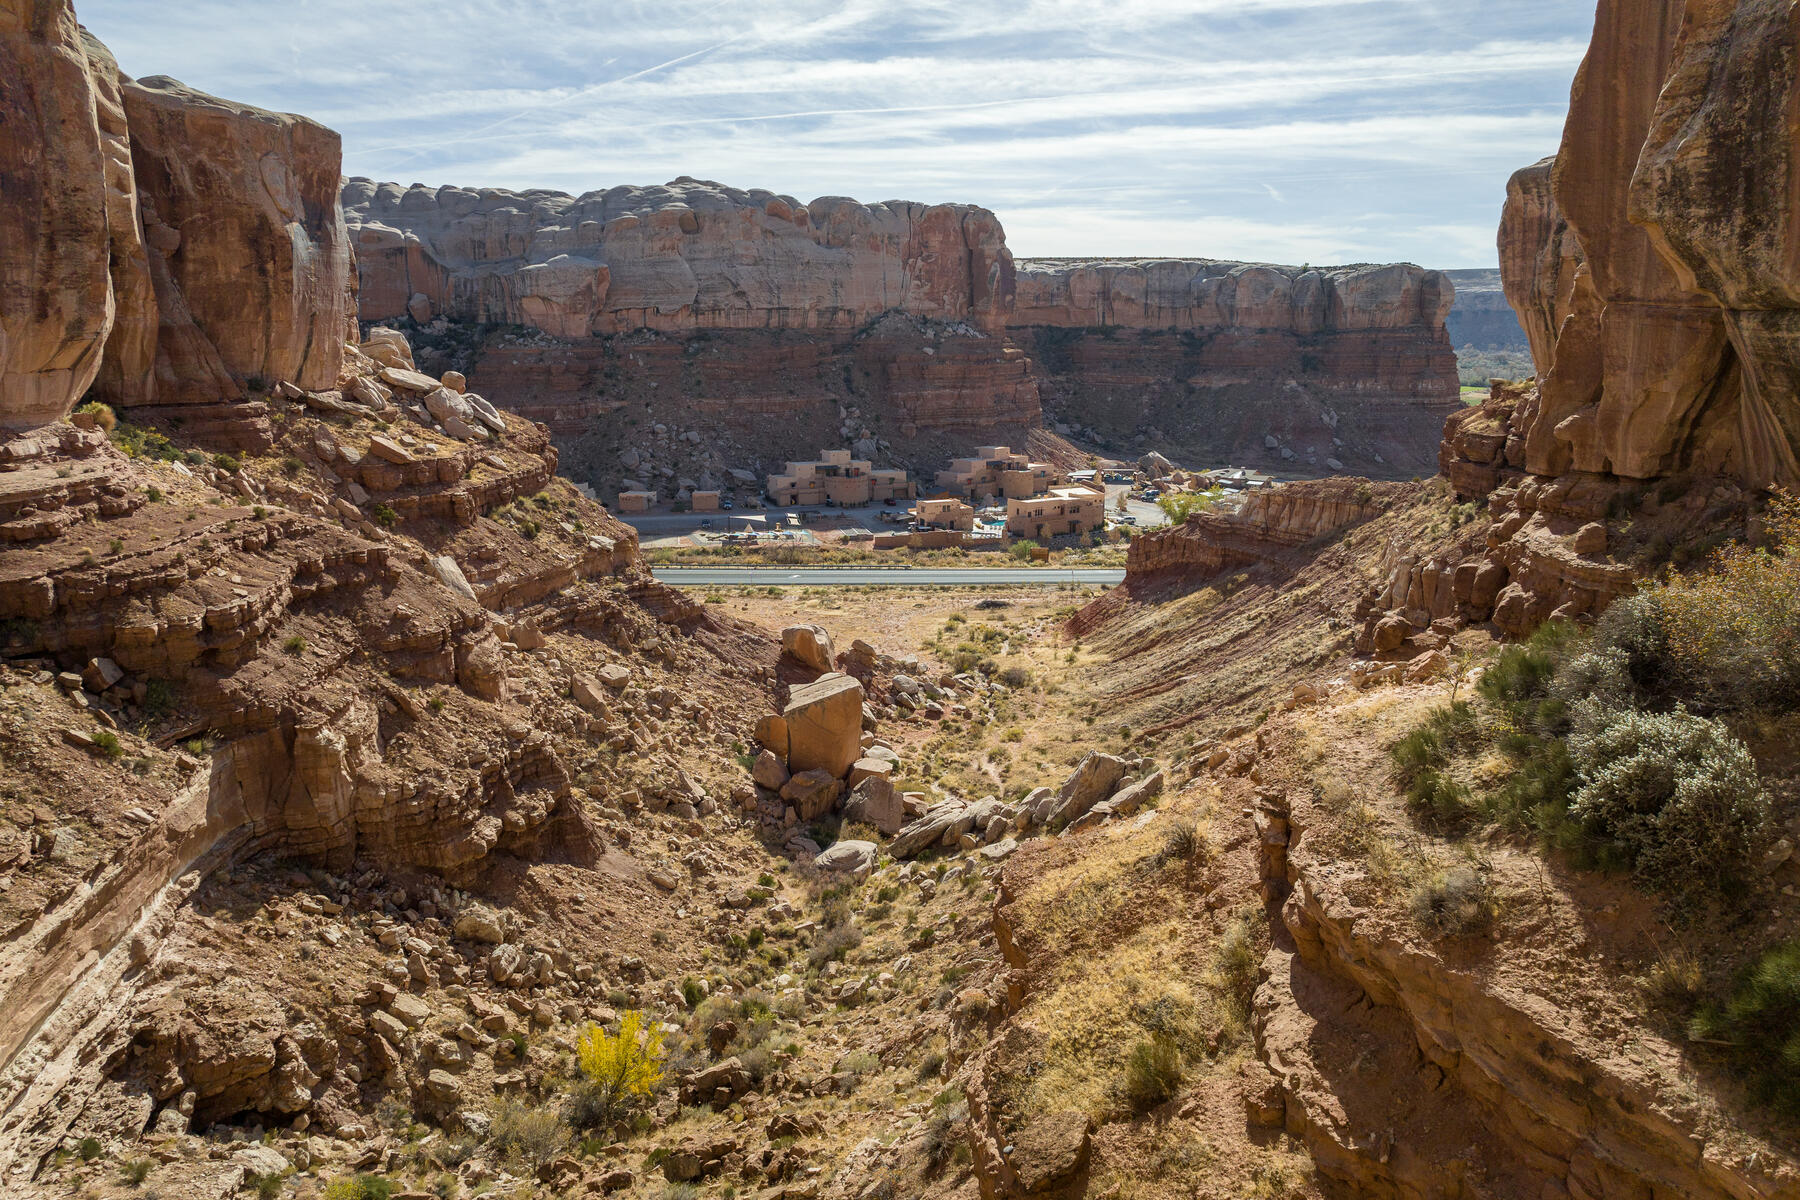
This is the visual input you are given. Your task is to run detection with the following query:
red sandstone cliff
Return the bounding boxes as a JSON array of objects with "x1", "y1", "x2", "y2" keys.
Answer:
[
  {"x1": 342, "y1": 181, "x2": 1462, "y2": 477},
  {"x1": 0, "y1": 1, "x2": 351, "y2": 446}
]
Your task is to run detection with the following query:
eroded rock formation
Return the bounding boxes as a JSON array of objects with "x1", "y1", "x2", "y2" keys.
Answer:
[
  {"x1": 344, "y1": 180, "x2": 1462, "y2": 479},
  {"x1": 0, "y1": 0, "x2": 351, "y2": 447},
  {"x1": 343, "y1": 178, "x2": 1014, "y2": 336}
]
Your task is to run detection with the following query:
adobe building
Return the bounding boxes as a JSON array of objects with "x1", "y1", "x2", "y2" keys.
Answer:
[
  {"x1": 913, "y1": 496, "x2": 975, "y2": 531},
  {"x1": 691, "y1": 490, "x2": 721, "y2": 512},
  {"x1": 1005, "y1": 482, "x2": 1106, "y2": 540},
  {"x1": 766, "y1": 449, "x2": 915, "y2": 507},
  {"x1": 936, "y1": 446, "x2": 1063, "y2": 501},
  {"x1": 617, "y1": 490, "x2": 656, "y2": 513}
]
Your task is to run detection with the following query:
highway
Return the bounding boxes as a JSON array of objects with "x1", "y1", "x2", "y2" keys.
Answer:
[{"x1": 651, "y1": 567, "x2": 1127, "y2": 587}]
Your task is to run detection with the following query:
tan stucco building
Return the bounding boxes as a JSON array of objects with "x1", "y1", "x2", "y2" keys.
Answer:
[
  {"x1": 913, "y1": 496, "x2": 975, "y2": 531},
  {"x1": 617, "y1": 490, "x2": 656, "y2": 513},
  {"x1": 1005, "y1": 482, "x2": 1105, "y2": 540},
  {"x1": 766, "y1": 449, "x2": 915, "y2": 507},
  {"x1": 936, "y1": 446, "x2": 1063, "y2": 501}
]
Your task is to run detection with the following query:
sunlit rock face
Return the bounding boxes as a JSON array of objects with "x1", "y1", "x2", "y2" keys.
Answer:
[
  {"x1": 0, "y1": 0, "x2": 350, "y2": 439},
  {"x1": 341, "y1": 178, "x2": 1016, "y2": 336},
  {"x1": 1501, "y1": 0, "x2": 1800, "y2": 489}
]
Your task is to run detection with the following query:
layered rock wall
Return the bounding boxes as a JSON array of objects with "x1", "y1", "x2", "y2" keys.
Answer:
[
  {"x1": 1502, "y1": 0, "x2": 1800, "y2": 490},
  {"x1": 344, "y1": 182, "x2": 1462, "y2": 468},
  {"x1": 0, "y1": 0, "x2": 350, "y2": 441},
  {"x1": 342, "y1": 178, "x2": 1015, "y2": 335}
]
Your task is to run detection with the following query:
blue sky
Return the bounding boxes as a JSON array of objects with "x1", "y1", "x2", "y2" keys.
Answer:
[{"x1": 79, "y1": 0, "x2": 1592, "y2": 268}]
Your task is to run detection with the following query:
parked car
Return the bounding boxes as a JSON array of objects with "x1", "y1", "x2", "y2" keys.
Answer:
[
  {"x1": 720, "y1": 499, "x2": 734, "y2": 510},
  {"x1": 699, "y1": 519, "x2": 713, "y2": 527}
]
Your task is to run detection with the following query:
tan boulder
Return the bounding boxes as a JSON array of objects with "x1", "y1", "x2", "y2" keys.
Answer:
[
  {"x1": 754, "y1": 713, "x2": 789, "y2": 761},
  {"x1": 782, "y1": 674, "x2": 865, "y2": 778},
  {"x1": 751, "y1": 750, "x2": 789, "y2": 792},
  {"x1": 380, "y1": 365, "x2": 441, "y2": 394},
  {"x1": 781, "y1": 624, "x2": 835, "y2": 673},
  {"x1": 847, "y1": 757, "x2": 893, "y2": 790},
  {"x1": 780, "y1": 770, "x2": 842, "y2": 821},
  {"x1": 440, "y1": 370, "x2": 467, "y2": 393}
]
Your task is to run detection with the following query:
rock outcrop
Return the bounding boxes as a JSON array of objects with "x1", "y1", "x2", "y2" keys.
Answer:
[
  {"x1": 1414, "y1": 0, "x2": 1800, "y2": 639},
  {"x1": 1013, "y1": 257, "x2": 1461, "y2": 473},
  {"x1": 1124, "y1": 478, "x2": 1390, "y2": 579},
  {"x1": 0, "y1": 1, "x2": 351, "y2": 446},
  {"x1": 343, "y1": 179, "x2": 1462, "y2": 478},
  {"x1": 1442, "y1": 267, "x2": 1528, "y2": 352},
  {"x1": 343, "y1": 177, "x2": 1014, "y2": 336},
  {"x1": 1496, "y1": 0, "x2": 1800, "y2": 492}
]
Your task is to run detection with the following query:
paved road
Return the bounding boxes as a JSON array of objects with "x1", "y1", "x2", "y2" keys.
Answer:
[{"x1": 652, "y1": 567, "x2": 1126, "y2": 587}]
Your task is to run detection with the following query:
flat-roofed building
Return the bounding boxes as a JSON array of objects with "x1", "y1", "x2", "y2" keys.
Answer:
[
  {"x1": 913, "y1": 496, "x2": 975, "y2": 531},
  {"x1": 617, "y1": 490, "x2": 656, "y2": 513},
  {"x1": 766, "y1": 449, "x2": 915, "y2": 507},
  {"x1": 937, "y1": 446, "x2": 1063, "y2": 500},
  {"x1": 690, "y1": 490, "x2": 720, "y2": 512},
  {"x1": 1005, "y1": 482, "x2": 1106, "y2": 540}
]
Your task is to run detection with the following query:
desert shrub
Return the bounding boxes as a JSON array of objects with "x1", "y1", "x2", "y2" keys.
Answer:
[
  {"x1": 1653, "y1": 492, "x2": 1800, "y2": 712},
  {"x1": 680, "y1": 976, "x2": 704, "y2": 1009},
  {"x1": 282, "y1": 634, "x2": 306, "y2": 655},
  {"x1": 1405, "y1": 769, "x2": 1474, "y2": 831},
  {"x1": 1155, "y1": 821, "x2": 1208, "y2": 870},
  {"x1": 1690, "y1": 941, "x2": 1800, "y2": 1115},
  {"x1": 1389, "y1": 701, "x2": 1476, "y2": 790},
  {"x1": 118, "y1": 1158, "x2": 154, "y2": 1186},
  {"x1": 1214, "y1": 915, "x2": 1262, "y2": 1024},
  {"x1": 1409, "y1": 865, "x2": 1493, "y2": 937},
  {"x1": 76, "y1": 399, "x2": 117, "y2": 431},
  {"x1": 1008, "y1": 539, "x2": 1040, "y2": 562},
  {"x1": 808, "y1": 923, "x2": 862, "y2": 969},
  {"x1": 323, "y1": 1176, "x2": 393, "y2": 1200},
  {"x1": 570, "y1": 1010, "x2": 665, "y2": 1130},
  {"x1": 76, "y1": 1137, "x2": 104, "y2": 1162},
  {"x1": 249, "y1": 1169, "x2": 288, "y2": 1199},
  {"x1": 997, "y1": 666, "x2": 1032, "y2": 688},
  {"x1": 372, "y1": 503, "x2": 398, "y2": 528},
  {"x1": 1119, "y1": 1032, "x2": 1183, "y2": 1113},
  {"x1": 92, "y1": 730, "x2": 123, "y2": 760},
  {"x1": 920, "y1": 1106, "x2": 966, "y2": 1176},
  {"x1": 488, "y1": 1098, "x2": 568, "y2": 1168},
  {"x1": 1478, "y1": 620, "x2": 1579, "y2": 707},
  {"x1": 1568, "y1": 707, "x2": 1769, "y2": 902}
]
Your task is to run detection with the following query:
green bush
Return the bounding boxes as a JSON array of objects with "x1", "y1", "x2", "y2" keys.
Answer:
[
  {"x1": 1409, "y1": 865, "x2": 1493, "y2": 937},
  {"x1": 1568, "y1": 707, "x2": 1769, "y2": 902},
  {"x1": 372, "y1": 503, "x2": 398, "y2": 528},
  {"x1": 1119, "y1": 1033, "x2": 1183, "y2": 1113},
  {"x1": 1690, "y1": 941, "x2": 1800, "y2": 1115},
  {"x1": 487, "y1": 1098, "x2": 568, "y2": 1170},
  {"x1": 323, "y1": 1176, "x2": 393, "y2": 1200}
]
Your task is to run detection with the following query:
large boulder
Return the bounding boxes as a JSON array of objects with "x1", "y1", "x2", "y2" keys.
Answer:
[
  {"x1": 1046, "y1": 752, "x2": 1129, "y2": 828},
  {"x1": 780, "y1": 769, "x2": 842, "y2": 821},
  {"x1": 813, "y1": 840, "x2": 878, "y2": 880},
  {"x1": 781, "y1": 624, "x2": 836, "y2": 673},
  {"x1": 783, "y1": 674, "x2": 865, "y2": 778},
  {"x1": 843, "y1": 775, "x2": 904, "y2": 836},
  {"x1": 751, "y1": 749, "x2": 789, "y2": 792},
  {"x1": 754, "y1": 713, "x2": 789, "y2": 761}
]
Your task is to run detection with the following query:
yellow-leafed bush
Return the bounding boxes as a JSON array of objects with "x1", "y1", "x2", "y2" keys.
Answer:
[{"x1": 569, "y1": 1009, "x2": 666, "y2": 1130}]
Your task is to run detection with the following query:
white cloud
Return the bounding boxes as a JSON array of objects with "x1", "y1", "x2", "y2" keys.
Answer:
[{"x1": 76, "y1": 0, "x2": 1590, "y2": 265}]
